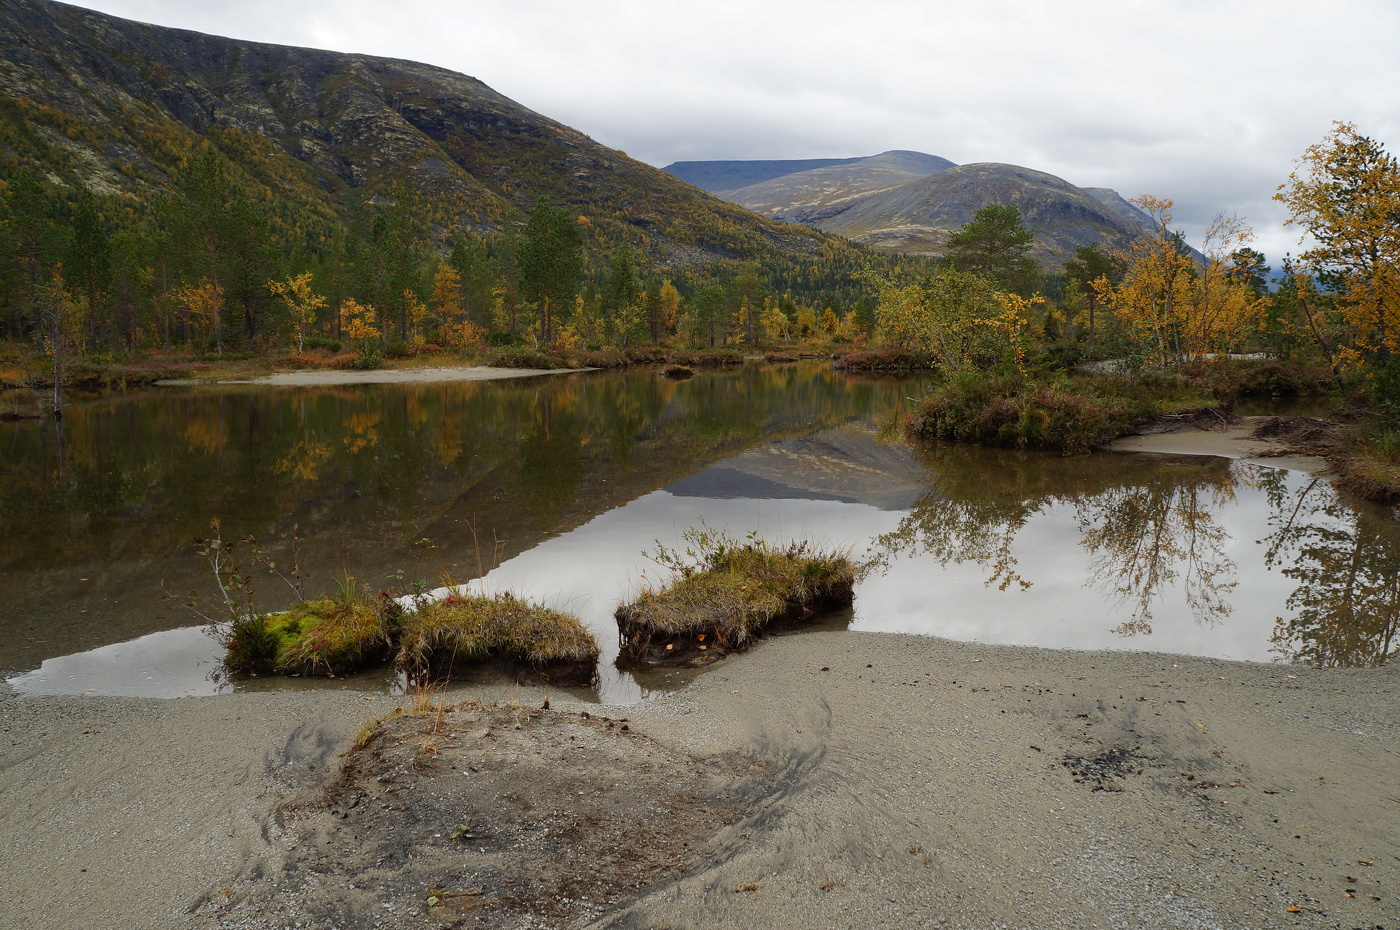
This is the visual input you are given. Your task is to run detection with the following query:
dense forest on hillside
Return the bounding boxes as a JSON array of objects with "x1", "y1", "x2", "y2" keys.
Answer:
[{"x1": 0, "y1": 144, "x2": 919, "y2": 361}]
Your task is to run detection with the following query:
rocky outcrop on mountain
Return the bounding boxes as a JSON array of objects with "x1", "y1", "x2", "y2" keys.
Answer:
[{"x1": 0, "y1": 0, "x2": 839, "y2": 266}]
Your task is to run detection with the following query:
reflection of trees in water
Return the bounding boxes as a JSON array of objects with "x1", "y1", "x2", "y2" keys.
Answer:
[
  {"x1": 873, "y1": 447, "x2": 1400, "y2": 666},
  {"x1": 1258, "y1": 472, "x2": 1400, "y2": 667},
  {"x1": 0, "y1": 364, "x2": 902, "y2": 582},
  {"x1": 1077, "y1": 477, "x2": 1239, "y2": 636},
  {"x1": 872, "y1": 496, "x2": 1035, "y2": 592},
  {"x1": 870, "y1": 447, "x2": 1241, "y2": 636}
]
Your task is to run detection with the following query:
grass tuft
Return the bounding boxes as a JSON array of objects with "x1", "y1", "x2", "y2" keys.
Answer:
[
  {"x1": 268, "y1": 592, "x2": 391, "y2": 674},
  {"x1": 222, "y1": 580, "x2": 390, "y2": 676},
  {"x1": 616, "y1": 527, "x2": 855, "y2": 665},
  {"x1": 398, "y1": 592, "x2": 600, "y2": 682}
]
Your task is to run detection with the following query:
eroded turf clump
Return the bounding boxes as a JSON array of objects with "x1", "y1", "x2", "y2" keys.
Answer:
[
  {"x1": 399, "y1": 592, "x2": 600, "y2": 685},
  {"x1": 617, "y1": 528, "x2": 855, "y2": 666}
]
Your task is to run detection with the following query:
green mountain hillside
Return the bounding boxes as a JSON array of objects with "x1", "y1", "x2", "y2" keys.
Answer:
[{"x1": 0, "y1": 0, "x2": 849, "y2": 268}]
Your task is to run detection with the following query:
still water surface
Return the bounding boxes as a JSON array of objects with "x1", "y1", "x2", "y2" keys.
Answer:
[{"x1": 3, "y1": 364, "x2": 1395, "y2": 703}]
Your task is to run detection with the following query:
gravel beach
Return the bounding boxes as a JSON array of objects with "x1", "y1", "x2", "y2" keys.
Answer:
[{"x1": 3, "y1": 631, "x2": 1396, "y2": 930}]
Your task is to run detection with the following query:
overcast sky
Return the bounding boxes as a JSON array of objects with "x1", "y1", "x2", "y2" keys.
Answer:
[{"x1": 68, "y1": 0, "x2": 1400, "y2": 264}]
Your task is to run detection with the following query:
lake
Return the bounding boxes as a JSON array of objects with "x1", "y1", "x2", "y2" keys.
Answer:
[{"x1": 3, "y1": 363, "x2": 1395, "y2": 703}]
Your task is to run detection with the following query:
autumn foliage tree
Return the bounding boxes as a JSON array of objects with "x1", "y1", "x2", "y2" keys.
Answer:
[
  {"x1": 268, "y1": 272, "x2": 326, "y2": 353},
  {"x1": 1095, "y1": 196, "x2": 1262, "y2": 368},
  {"x1": 871, "y1": 268, "x2": 1028, "y2": 372},
  {"x1": 1275, "y1": 122, "x2": 1400, "y2": 373}
]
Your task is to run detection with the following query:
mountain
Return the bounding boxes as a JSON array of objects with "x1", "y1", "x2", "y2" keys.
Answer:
[
  {"x1": 663, "y1": 157, "x2": 867, "y2": 194},
  {"x1": 0, "y1": 0, "x2": 851, "y2": 270},
  {"x1": 726, "y1": 150, "x2": 956, "y2": 220},
  {"x1": 1082, "y1": 187, "x2": 1159, "y2": 238},
  {"x1": 666, "y1": 153, "x2": 1154, "y2": 269},
  {"x1": 814, "y1": 163, "x2": 1152, "y2": 267}
]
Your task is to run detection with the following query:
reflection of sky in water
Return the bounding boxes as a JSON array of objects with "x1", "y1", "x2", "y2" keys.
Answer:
[
  {"x1": 856, "y1": 489, "x2": 1284, "y2": 661},
  {"x1": 8, "y1": 431, "x2": 1375, "y2": 703}
]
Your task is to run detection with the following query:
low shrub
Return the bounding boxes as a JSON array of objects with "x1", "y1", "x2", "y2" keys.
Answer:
[
  {"x1": 668, "y1": 348, "x2": 744, "y2": 368},
  {"x1": 616, "y1": 526, "x2": 856, "y2": 666},
  {"x1": 347, "y1": 349, "x2": 383, "y2": 370},
  {"x1": 302, "y1": 336, "x2": 343, "y2": 353},
  {"x1": 383, "y1": 339, "x2": 413, "y2": 360},
  {"x1": 621, "y1": 345, "x2": 671, "y2": 364},
  {"x1": 910, "y1": 369, "x2": 1218, "y2": 455},
  {"x1": 833, "y1": 348, "x2": 936, "y2": 372},
  {"x1": 571, "y1": 348, "x2": 630, "y2": 369},
  {"x1": 483, "y1": 347, "x2": 570, "y2": 370},
  {"x1": 398, "y1": 592, "x2": 599, "y2": 684},
  {"x1": 485, "y1": 330, "x2": 528, "y2": 348},
  {"x1": 220, "y1": 613, "x2": 283, "y2": 675}
]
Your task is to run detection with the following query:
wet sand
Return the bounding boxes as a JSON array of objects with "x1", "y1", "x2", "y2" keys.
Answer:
[
  {"x1": 2, "y1": 633, "x2": 1396, "y2": 930},
  {"x1": 157, "y1": 366, "x2": 584, "y2": 387},
  {"x1": 1107, "y1": 416, "x2": 1331, "y2": 474}
]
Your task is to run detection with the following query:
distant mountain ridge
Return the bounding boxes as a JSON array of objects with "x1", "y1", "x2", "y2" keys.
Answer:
[
  {"x1": 664, "y1": 157, "x2": 867, "y2": 194},
  {"x1": 664, "y1": 151, "x2": 1155, "y2": 268}
]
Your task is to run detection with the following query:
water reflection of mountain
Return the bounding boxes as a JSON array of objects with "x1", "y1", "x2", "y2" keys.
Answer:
[{"x1": 666, "y1": 425, "x2": 926, "y2": 510}]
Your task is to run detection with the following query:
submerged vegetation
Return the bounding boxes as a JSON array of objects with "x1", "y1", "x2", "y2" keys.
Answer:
[{"x1": 616, "y1": 526, "x2": 856, "y2": 665}]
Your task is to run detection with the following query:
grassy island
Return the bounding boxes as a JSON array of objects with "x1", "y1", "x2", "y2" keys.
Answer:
[
  {"x1": 220, "y1": 584, "x2": 598, "y2": 685},
  {"x1": 616, "y1": 529, "x2": 856, "y2": 666},
  {"x1": 399, "y1": 592, "x2": 600, "y2": 686}
]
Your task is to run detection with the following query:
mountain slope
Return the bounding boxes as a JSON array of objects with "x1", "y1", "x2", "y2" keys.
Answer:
[
  {"x1": 663, "y1": 157, "x2": 866, "y2": 194},
  {"x1": 727, "y1": 150, "x2": 956, "y2": 220},
  {"x1": 815, "y1": 163, "x2": 1149, "y2": 267},
  {"x1": 0, "y1": 0, "x2": 846, "y2": 268},
  {"x1": 666, "y1": 152, "x2": 1157, "y2": 269}
]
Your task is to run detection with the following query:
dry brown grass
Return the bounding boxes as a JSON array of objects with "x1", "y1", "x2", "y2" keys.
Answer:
[{"x1": 398, "y1": 592, "x2": 599, "y2": 680}]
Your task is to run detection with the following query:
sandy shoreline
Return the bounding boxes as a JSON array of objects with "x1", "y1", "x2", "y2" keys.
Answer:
[
  {"x1": 155, "y1": 365, "x2": 586, "y2": 387},
  {"x1": 1106, "y1": 417, "x2": 1332, "y2": 474},
  {"x1": 2, "y1": 632, "x2": 1396, "y2": 930}
]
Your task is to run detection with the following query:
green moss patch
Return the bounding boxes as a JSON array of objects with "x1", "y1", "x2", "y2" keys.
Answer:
[
  {"x1": 616, "y1": 537, "x2": 855, "y2": 666},
  {"x1": 223, "y1": 595, "x2": 391, "y2": 676},
  {"x1": 398, "y1": 593, "x2": 600, "y2": 685}
]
